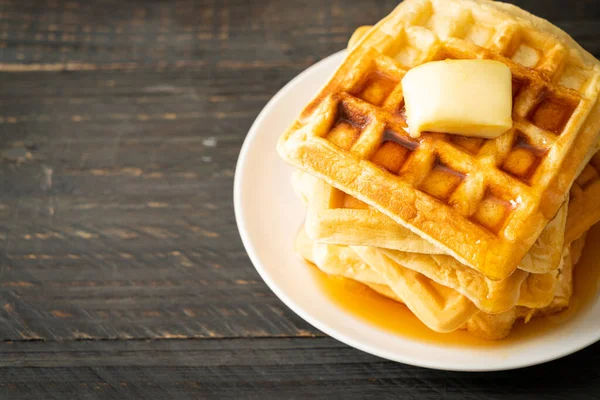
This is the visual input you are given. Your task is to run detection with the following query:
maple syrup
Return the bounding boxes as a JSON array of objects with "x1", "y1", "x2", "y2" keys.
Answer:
[{"x1": 308, "y1": 224, "x2": 600, "y2": 346}]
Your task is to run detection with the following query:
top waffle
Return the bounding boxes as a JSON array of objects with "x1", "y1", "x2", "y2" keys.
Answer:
[{"x1": 278, "y1": 0, "x2": 600, "y2": 279}]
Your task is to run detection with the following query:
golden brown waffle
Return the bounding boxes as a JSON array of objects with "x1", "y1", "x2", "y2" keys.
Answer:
[
  {"x1": 292, "y1": 168, "x2": 588, "y2": 338},
  {"x1": 570, "y1": 231, "x2": 588, "y2": 265},
  {"x1": 346, "y1": 25, "x2": 600, "y2": 248},
  {"x1": 373, "y1": 247, "x2": 554, "y2": 314},
  {"x1": 296, "y1": 171, "x2": 440, "y2": 253},
  {"x1": 295, "y1": 227, "x2": 479, "y2": 333},
  {"x1": 292, "y1": 173, "x2": 563, "y2": 307},
  {"x1": 295, "y1": 227, "x2": 581, "y2": 339},
  {"x1": 292, "y1": 169, "x2": 567, "y2": 274},
  {"x1": 465, "y1": 237, "x2": 578, "y2": 339},
  {"x1": 278, "y1": 0, "x2": 600, "y2": 279},
  {"x1": 348, "y1": 26, "x2": 373, "y2": 50},
  {"x1": 566, "y1": 151, "x2": 600, "y2": 243}
]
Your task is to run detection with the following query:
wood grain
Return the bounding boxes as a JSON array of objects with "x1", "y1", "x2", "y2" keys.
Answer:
[
  {"x1": 0, "y1": 338, "x2": 599, "y2": 399},
  {"x1": 1, "y1": 0, "x2": 600, "y2": 397}
]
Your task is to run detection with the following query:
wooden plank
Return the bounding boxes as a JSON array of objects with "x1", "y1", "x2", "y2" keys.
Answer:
[
  {"x1": 0, "y1": 9, "x2": 318, "y2": 340},
  {"x1": 0, "y1": 0, "x2": 399, "y2": 70},
  {"x1": 0, "y1": 338, "x2": 598, "y2": 399},
  {"x1": 1, "y1": 0, "x2": 594, "y2": 72},
  {"x1": 0, "y1": 65, "x2": 323, "y2": 341}
]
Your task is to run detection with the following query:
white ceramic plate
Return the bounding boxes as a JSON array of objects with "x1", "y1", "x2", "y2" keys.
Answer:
[{"x1": 234, "y1": 50, "x2": 600, "y2": 371}]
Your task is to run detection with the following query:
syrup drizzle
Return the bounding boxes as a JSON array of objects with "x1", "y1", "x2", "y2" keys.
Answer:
[{"x1": 382, "y1": 129, "x2": 419, "y2": 150}]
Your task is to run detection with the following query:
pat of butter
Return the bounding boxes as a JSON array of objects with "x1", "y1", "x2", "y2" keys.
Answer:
[{"x1": 401, "y1": 60, "x2": 513, "y2": 139}]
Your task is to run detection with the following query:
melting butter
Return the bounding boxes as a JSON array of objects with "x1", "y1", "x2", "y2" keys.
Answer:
[{"x1": 401, "y1": 59, "x2": 513, "y2": 139}]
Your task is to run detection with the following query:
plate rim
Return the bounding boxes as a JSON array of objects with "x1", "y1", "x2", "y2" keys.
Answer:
[{"x1": 233, "y1": 50, "x2": 600, "y2": 372}]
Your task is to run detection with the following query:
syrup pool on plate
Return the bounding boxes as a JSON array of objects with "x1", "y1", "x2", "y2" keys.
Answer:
[{"x1": 308, "y1": 224, "x2": 600, "y2": 346}]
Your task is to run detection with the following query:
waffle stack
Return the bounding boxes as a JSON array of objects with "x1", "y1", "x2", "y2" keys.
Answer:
[{"x1": 278, "y1": 0, "x2": 600, "y2": 339}]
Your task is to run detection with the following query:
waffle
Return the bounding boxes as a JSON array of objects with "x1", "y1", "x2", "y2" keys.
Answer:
[
  {"x1": 350, "y1": 24, "x2": 600, "y2": 247},
  {"x1": 293, "y1": 169, "x2": 567, "y2": 274},
  {"x1": 292, "y1": 172, "x2": 563, "y2": 311},
  {"x1": 296, "y1": 227, "x2": 479, "y2": 332},
  {"x1": 348, "y1": 25, "x2": 374, "y2": 50},
  {"x1": 372, "y1": 247, "x2": 554, "y2": 314},
  {"x1": 296, "y1": 170, "x2": 440, "y2": 254},
  {"x1": 292, "y1": 166, "x2": 595, "y2": 336},
  {"x1": 465, "y1": 239, "x2": 577, "y2": 340},
  {"x1": 278, "y1": 0, "x2": 600, "y2": 280},
  {"x1": 296, "y1": 230, "x2": 479, "y2": 332},
  {"x1": 296, "y1": 226, "x2": 581, "y2": 339},
  {"x1": 566, "y1": 151, "x2": 600, "y2": 243}
]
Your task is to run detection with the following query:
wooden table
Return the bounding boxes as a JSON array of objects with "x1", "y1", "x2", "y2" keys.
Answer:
[{"x1": 1, "y1": 0, "x2": 599, "y2": 398}]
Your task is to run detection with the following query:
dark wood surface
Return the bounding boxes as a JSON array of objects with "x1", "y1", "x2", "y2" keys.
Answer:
[{"x1": 1, "y1": 0, "x2": 599, "y2": 398}]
